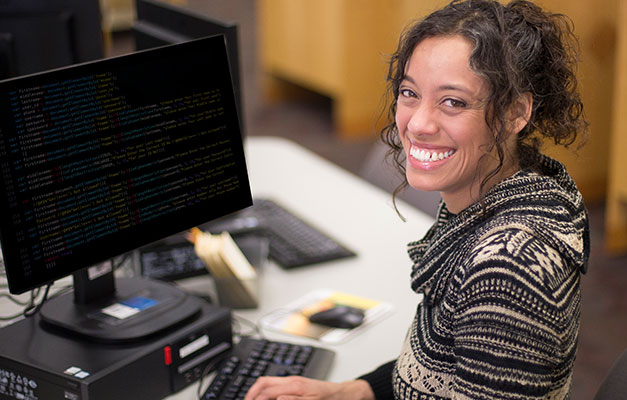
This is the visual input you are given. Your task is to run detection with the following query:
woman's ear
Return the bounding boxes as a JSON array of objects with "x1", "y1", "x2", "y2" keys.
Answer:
[{"x1": 508, "y1": 92, "x2": 533, "y2": 135}]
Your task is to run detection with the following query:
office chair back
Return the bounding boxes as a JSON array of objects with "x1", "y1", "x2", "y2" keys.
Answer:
[{"x1": 593, "y1": 349, "x2": 627, "y2": 400}]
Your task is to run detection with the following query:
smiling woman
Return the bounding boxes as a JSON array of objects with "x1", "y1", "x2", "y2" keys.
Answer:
[
  {"x1": 243, "y1": 1, "x2": 590, "y2": 399},
  {"x1": 394, "y1": 35, "x2": 527, "y2": 213}
]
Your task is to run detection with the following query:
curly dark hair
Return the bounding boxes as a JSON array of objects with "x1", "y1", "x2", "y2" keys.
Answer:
[{"x1": 380, "y1": 0, "x2": 588, "y2": 208}]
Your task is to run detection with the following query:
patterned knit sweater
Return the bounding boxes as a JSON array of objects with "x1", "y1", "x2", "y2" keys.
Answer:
[{"x1": 361, "y1": 155, "x2": 589, "y2": 399}]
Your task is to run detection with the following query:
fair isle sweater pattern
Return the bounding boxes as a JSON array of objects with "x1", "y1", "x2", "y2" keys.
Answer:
[{"x1": 392, "y1": 155, "x2": 590, "y2": 400}]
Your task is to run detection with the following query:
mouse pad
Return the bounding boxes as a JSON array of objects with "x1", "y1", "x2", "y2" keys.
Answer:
[{"x1": 260, "y1": 289, "x2": 393, "y2": 343}]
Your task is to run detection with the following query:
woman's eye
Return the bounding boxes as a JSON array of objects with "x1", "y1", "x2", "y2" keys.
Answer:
[
  {"x1": 399, "y1": 88, "x2": 416, "y2": 98},
  {"x1": 443, "y1": 98, "x2": 466, "y2": 108}
]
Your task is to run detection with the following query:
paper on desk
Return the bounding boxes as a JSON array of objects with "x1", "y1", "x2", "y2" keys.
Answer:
[{"x1": 260, "y1": 289, "x2": 393, "y2": 344}]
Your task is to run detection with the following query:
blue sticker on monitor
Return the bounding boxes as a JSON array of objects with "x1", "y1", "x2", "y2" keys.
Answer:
[{"x1": 121, "y1": 296, "x2": 158, "y2": 311}]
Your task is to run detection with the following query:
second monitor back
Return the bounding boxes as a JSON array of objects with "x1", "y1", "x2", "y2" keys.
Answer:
[{"x1": 132, "y1": 0, "x2": 245, "y2": 136}]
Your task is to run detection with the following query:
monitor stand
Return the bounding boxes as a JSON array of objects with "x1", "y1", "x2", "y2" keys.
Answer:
[{"x1": 39, "y1": 264, "x2": 202, "y2": 344}]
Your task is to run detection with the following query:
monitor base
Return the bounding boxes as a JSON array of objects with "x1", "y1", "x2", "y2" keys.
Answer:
[{"x1": 40, "y1": 276, "x2": 201, "y2": 344}]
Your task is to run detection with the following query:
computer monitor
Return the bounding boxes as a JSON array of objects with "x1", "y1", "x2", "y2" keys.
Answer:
[
  {"x1": 0, "y1": 35, "x2": 252, "y2": 342},
  {"x1": 0, "y1": 0, "x2": 103, "y2": 80},
  {"x1": 133, "y1": 0, "x2": 245, "y2": 136}
]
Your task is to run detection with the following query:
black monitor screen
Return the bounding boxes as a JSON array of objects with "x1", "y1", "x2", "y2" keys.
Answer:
[{"x1": 0, "y1": 36, "x2": 252, "y2": 294}]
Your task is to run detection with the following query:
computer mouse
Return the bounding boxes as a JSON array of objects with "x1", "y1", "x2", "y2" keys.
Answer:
[{"x1": 308, "y1": 306, "x2": 365, "y2": 329}]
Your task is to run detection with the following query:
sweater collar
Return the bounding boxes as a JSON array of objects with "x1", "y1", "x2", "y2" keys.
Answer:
[{"x1": 407, "y1": 154, "x2": 590, "y2": 302}]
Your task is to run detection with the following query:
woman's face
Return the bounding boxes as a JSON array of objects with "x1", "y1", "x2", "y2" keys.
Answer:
[{"x1": 396, "y1": 35, "x2": 514, "y2": 213}]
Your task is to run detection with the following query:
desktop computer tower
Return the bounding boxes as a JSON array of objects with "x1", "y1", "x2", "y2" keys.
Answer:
[{"x1": 0, "y1": 299, "x2": 232, "y2": 400}]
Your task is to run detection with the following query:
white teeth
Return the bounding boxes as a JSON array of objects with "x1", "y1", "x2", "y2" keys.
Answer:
[{"x1": 410, "y1": 146, "x2": 454, "y2": 162}]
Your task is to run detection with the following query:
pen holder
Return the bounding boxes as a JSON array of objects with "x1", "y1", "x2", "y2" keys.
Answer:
[
  {"x1": 213, "y1": 275, "x2": 259, "y2": 309},
  {"x1": 190, "y1": 229, "x2": 264, "y2": 309}
]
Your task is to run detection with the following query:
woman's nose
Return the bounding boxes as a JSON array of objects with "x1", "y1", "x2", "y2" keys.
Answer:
[{"x1": 407, "y1": 104, "x2": 438, "y2": 135}]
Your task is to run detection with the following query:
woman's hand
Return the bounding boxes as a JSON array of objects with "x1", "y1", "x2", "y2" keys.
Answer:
[{"x1": 243, "y1": 376, "x2": 375, "y2": 400}]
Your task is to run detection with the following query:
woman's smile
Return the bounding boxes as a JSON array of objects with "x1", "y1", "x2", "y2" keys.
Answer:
[{"x1": 408, "y1": 141, "x2": 456, "y2": 164}]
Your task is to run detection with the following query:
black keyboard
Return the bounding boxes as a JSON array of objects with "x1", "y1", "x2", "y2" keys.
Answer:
[
  {"x1": 201, "y1": 336, "x2": 335, "y2": 400},
  {"x1": 204, "y1": 198, "x2": 356, "y2": 268}
]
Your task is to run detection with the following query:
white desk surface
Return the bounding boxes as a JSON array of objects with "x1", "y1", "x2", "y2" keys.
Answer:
[
  {"x1": 170, "y1": 136, "x2": 433, "y2": 398},
  {"x1": 0, "y1": 136, "x2": 434, "y2": 399},
  {"x1": 241, "y1": 136, "x2": 431, "y2": 377}
]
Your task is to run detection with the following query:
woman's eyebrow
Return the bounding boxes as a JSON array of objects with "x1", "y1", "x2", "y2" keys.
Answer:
[
  {"x1": 402, "y1": 75, "x2": 474, "y2": 95},
  {"x1": 400, "y1": 75, "x2": 415, "y2": 85},
  {"x1": 437, "y1": 83, "x2": 474, "y2": 95}
]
